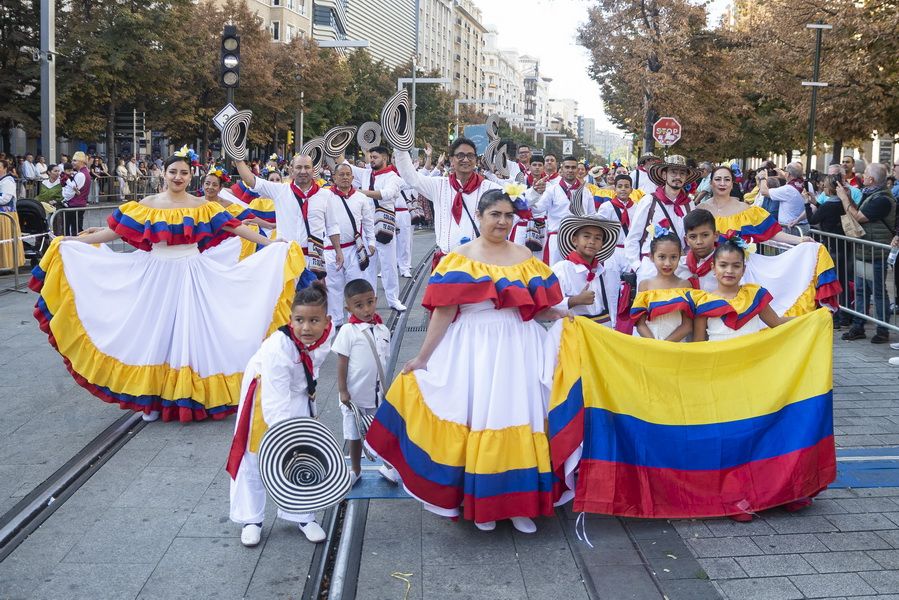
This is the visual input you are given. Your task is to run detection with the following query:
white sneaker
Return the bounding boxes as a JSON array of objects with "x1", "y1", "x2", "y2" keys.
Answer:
[
  {"x1": 350, "y1": 471, "x2": 361, "y2": 487},
  {"x1": 241, "y1": 524, "x2": 262, "y2": 547},
  {"x1": 889, "y1": 357, "x2": 899, "y2": 366},
  {"x1": 378, "y1": 465, "x2": 399, "y2": 484},
  {"x1": 401, "y1": 271, "x2": 412, "y2": 278},
  {"x1": 299, "y1": 521, "x2": 327, "y2": 543},
  {"x1": 890, "y1": 342, "x2": 899, "y2": 350},
  {"x1": 141, "y1": 410, "x2": 160, "y2": 422},
  {"x1": 510, "y1": 517, "x2": 537, "y2": 534},
  {"x1": 389, "y1": 302, "x2": 407, "y2": 312},
  {"x1": 475, "y1": 521, "x2": 496, "y2": 531}
]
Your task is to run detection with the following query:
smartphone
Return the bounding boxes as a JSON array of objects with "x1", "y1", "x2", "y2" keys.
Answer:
[{"x1": 832, "y1": 173, "x2": 843, "y2": 185}]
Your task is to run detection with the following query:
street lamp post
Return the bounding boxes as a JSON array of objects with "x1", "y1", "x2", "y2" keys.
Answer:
[
  {"x1": 802, "y1": 21, "x2": 832, "y2": 175},
  {"x1": 40, "y1": 0, "x2": 56, "y2": 163},
  {"x1": 454, "y1": 98, "x2": 498, "y2": 138}
]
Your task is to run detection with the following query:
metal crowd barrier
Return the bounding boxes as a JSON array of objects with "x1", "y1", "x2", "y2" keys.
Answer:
[
  {"x1": 48, "y1": 205, "x2": 135, "y2": 253},
  {"x1": 763, "y1": 230, "x2": 898, "y2": 333}
]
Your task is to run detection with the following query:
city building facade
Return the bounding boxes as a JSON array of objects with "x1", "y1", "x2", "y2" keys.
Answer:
[
  {"x1": 482, "y1": 28, "x2": 525, "y2": 120},
  {"x1": 452, "y1": 0, "x2": 487, "y2": 100},
  {"x1": 227, "y1": 0, "x2": 313, "y2": 43},
  {"x1": 346, "y1": 0, "x2": 415, "y2": 69},
  {"x1": 519, "y1": 55, "x2": 552, "y2": 130},
  {"x1": 311, "y1": 0, "x2": 349, "y2": 42}
]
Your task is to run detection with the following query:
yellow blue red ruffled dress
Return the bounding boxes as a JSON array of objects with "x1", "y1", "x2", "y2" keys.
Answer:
[
  {"x1": 365, "y1": 253, "x2": 564, "y2": 523},
  {"x1": 710, "y1": 206, "x2": 841, "y2": 315},
  {"x1": 29, "y1": 201, "x2": 305, "y2": 422},
  {"x1": 630, "y1": 288, "x2": 694, "y2": 340},
  {"x1": 691, "y1": 284, "x2": 774, "y2": 341}
]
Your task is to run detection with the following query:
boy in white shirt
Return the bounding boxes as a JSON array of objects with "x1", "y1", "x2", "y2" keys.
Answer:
[
  {"x1": 331, "y1": 279, "x2": 396, "y2": 484},
  {"x1": 551, "y1": 216, "x2": 623, "y2": 328}
]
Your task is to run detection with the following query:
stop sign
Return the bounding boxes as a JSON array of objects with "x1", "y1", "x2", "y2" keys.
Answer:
[{"x1": 653, "y1": 117, "x2": 682, "y2": 146}]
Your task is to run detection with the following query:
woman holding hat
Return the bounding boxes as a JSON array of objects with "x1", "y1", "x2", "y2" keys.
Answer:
[
  {"x1": 365, "y1": 186, "x2": 565, "y2": 534},
  {"x1": 551, "y1": 214, "x2": 624, "y2": 327}
]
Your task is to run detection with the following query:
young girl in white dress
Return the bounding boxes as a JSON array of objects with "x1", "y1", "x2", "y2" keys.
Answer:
[
  {"x1": 631, "y1": 226, "x2": 694, "y2": 342},
  {"x1": 692, "y1": 235, "x2": 790, "y2": 342}
]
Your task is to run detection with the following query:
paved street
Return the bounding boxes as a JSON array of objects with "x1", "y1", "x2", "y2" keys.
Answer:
[{"x1": 1, "y1": 236, "x2": 898, "y2": 599}]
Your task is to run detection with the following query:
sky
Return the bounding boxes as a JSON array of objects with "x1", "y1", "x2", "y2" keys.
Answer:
[{"x1": 477, "y1": 0, "x2": 731, "y2": 135}]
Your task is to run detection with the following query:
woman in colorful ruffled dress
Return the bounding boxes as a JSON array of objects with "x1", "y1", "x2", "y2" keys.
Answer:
[
  {"x1": 29, "y1": 151, "x2": 306, "y2": 422},
  {"x1": 365, "y1": 188, "x2": 565, "y2": 534},
  {"x1": 699, "y1": 165, "x2": 841, "y2": 315}
]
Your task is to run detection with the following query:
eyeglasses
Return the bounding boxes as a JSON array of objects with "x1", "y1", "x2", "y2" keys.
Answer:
[{"x1": 453, "y1": 152, "x2": 477, "y2": 161}]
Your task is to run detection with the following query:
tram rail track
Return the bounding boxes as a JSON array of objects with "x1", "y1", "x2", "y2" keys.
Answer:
[{"x1": 302, "y1": 246, "x2": 435, "y2": 600}]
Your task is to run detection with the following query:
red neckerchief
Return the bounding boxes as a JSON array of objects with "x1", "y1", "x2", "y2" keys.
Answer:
[
  {"x1": 369, "y1": 165, "x2": 398, "y2": 190},
  {"x1": 225, "y1": 321, "x2": 331, "y2": 480},
  {"x1": 653, "y1": 186, "x2": 691, "y2": 218},
  {"x1": 566, "y1": 250, "x2": 600, "y2": 282},
  {"x1": 448, "y1": 172, "x2": 484, "y2": 224},
  {"x1": 685, "y1": 249, "x2": 714, "y2": 289},
  {"x1": 349, "y1": 313, "x2": 384, "y2": 325},
  {"x1": 517, "y1": 162, "x2": 534, "y2": 186},
  {"x1": 331, "y1": 186, "x2": 354, "y2": 201},
  {"x1": 290, "y1": 180, "x2": 320, "y2": 221},
  {"x1": 545, "y1": 172, "x2": 560, "y2": 183},
  {"x1": 787, "y1": 178, "x2": 805, "y2": 193},
  {"x1": 610, "y1": 196, "x2": 633, "y2": 230},
  {"x1": 286, "y1": 321, "x2": 332, "y2": 374},
  {"x1": 559, "y1": 178, "x2": 582, "y2": 200}
]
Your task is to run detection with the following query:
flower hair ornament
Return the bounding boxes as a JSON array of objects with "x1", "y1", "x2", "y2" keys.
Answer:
[
  {"x1": 646, "y1": 223, "x2": 674, "y2": 239},
  {"x1": 208, "y1": 165, "x2": 231, "y2": 184},
  {"x1": 269, "y1": 153, "x2": 281, "y2": 162},
  {"x1": 503, "y1": 182, "x2": 526, "y2": 198},
  {"x1": 722, "y1": 230, "x2": 756, "y2": 256},
  {"x1": 173, "y1": 145, "x2": 190, "y2": 158}
]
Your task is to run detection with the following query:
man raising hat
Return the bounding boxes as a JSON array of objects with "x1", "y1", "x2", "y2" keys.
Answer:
[{"x1": 623, "y1": 155, "x2": 701, "y2": 270}]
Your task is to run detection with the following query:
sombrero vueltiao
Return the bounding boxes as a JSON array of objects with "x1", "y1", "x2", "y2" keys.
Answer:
[
  {"x1": 646, "y1": 155, "x2": 701, "y2": 187},
  {"x1": 257, "y1": 417, "x2": 352, "y2": 514},
  {"x1": 557, "y1": 215, "x2": 621, "y2": 263}
]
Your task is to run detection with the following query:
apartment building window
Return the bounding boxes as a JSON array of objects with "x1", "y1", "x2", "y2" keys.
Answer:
[
  {"x1": 286, "y1": 24, "x2": 295, "y2": 41},
  {"x1": 272, "y1": 0, "x2": 280, "y2": 5},
  {"x1": 271, "y1": 20, "x2": 280, "y2": 41}
]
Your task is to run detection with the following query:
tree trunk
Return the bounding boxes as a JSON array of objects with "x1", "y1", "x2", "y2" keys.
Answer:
[
  {"x1": 106, "y1": 103, "x2": 116, "y2": 160},
  {"x1": 831, "y1": 139, "x2": 842, "y2": 165}
]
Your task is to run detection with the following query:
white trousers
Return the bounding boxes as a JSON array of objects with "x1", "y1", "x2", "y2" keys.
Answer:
[
  {"x1": 372, "y1": 237, "x2": 400, "y2": 305},
  {"x1": 229, "y1": 451, "x2": 314, "y2": 525},
  {"x1": 395, "y1": 210, "x2": 412, "y2": 274},
  {"x1": 325, "y1": 248, "x2": 367, "y2": 326}
]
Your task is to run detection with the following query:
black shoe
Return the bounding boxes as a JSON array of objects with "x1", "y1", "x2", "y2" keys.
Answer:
[
  {"x1": 871, "y1": 332, "x2": 891, "y2": 344},
  {"x1": 841, "y1": 328, "x2": 866, "y2": 341}
]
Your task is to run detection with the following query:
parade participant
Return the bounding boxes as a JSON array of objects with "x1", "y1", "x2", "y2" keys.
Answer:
[
  {"x1": 702, "y1": 165, "x2": 809, "y2": 245},
  {"x1": 692, "y1": 236, "x2": 790, "y2": 343},
  {"x1": 203, "y1": 167, "x2": 265, "y2": 262},
  {"x1": 525, "y1": 156, "x2": 595, "y2": 265},
  {"x1": 543, "y1": 153, "x2": 560, "y2": 186},
  {"x1": 333, "y1": 278, "x2": 392, "y2": 484},
  {"x1": 61, "y1": 151, "x2": 91, "y2": 237},
  {"x1": 679, "y1": 208, "x2": 719, "y2": 291},
  {"x1": 347, "y1": 146, "x2": 406, "y2": 312},
  {"x1": 510, "y1": 155, "x2": 546, "y2": 248},
  {"x1": 394, "y1": 159, "x2": 416, "y2": 278},
  {"x1": 365, "y1": 188, "x2": 564, "y2": 533},
  {"x1": 393, "y1": 137, "x2": 501, "y2": 266},
  {"x1": 30, "y1": 151, "x2": 304, "y2": 422},
  {"x1": 632, "y1": 227, "x2": 694, "y2": 341},
  {"x1": 234, "y1": 154, "x2": 343, "y2": 279},
  {"x1": 227, "y1": 282, "x2": 334, "y2": 546},
  {"x1": 624, "y1": 155, "x2": 701, "y2": 270},
  {"x1": 325, "y1": 164, "x2": 375, "y2": 327},
  {"x1": 551, "y1": 215, "x2": 623, "y2": 327},
  {"x1": 516, "y1": 144, "x2": 532, "y2": 177},
  {"x1": 595, "y1": 174, "x2": 638, "y2": 260},
  {"x1": 629, "y1": 152, "x2": 661, "y2": 196}
]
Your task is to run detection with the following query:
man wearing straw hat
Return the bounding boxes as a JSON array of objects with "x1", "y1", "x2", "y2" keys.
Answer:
[{"x1": 623, "y1": 155, "x2": 701, "y2": 271}]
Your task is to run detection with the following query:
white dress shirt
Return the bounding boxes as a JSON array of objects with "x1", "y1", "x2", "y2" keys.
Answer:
[{"x1": 251, "y1": 179, "x2": 339, "y2": 247}]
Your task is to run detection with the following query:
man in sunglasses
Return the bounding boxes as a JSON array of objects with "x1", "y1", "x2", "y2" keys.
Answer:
[{"x1": 394, "y1": 137, "x2": 502, "y2": 268}]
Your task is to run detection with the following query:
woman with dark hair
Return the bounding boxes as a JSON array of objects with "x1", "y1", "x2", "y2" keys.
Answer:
[
  {"x1": 30, "y1": 149, "x2": 307, "y2": 423},
  {"x1": 366, "y1": 187, "x2": 566, "y2": 534}
]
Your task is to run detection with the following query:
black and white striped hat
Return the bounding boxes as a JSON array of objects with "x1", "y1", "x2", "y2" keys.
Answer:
[
  {"x1": 258, "y1": 417, "x2": 352, "y2": 514},
  {"x1": 557, "y1": 215, "x2": 621, "y2": 263}
]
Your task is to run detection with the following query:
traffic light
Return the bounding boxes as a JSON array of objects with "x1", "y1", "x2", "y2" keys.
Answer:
[
  {"x1": 447, "y1": 123, "x2": 454, "y2": 143},
  {"x1": 220, "y1": 25, "x2": 240, "y2": 88},
  {"x1": 286, "y1": 130, "x2": 294, "y2": 148}
]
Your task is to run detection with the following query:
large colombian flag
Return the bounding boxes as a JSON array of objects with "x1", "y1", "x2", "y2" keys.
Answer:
[{"x1": 548, "y1": 309, "x2": 836, "y2": 518}]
